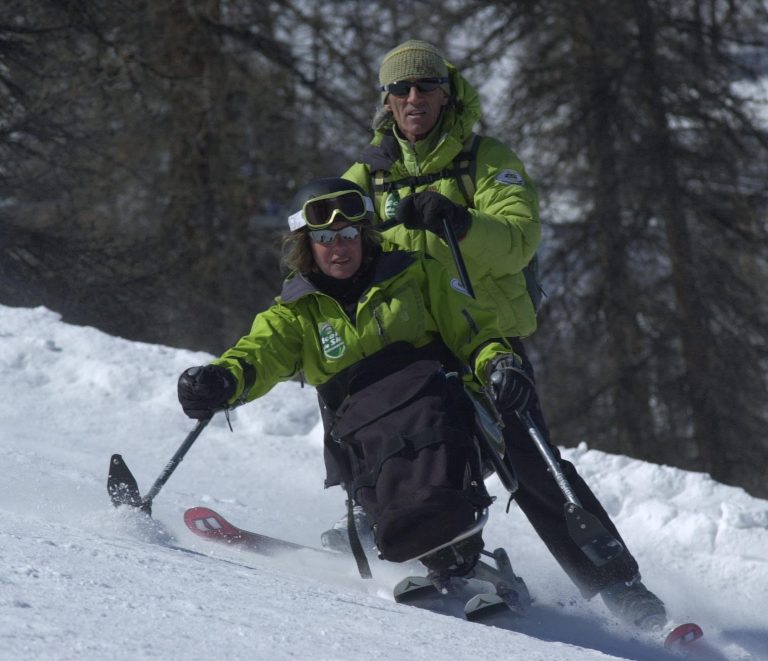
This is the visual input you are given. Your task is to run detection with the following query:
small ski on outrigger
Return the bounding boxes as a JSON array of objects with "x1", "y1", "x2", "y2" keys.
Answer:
[{"x1": 105, "y1": 412, "x2": 344, "y2": 562}]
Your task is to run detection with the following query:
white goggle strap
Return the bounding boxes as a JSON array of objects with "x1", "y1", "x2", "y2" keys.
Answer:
[{"x1": 288, "y1": 209, "x2": 306, "y2": 231}]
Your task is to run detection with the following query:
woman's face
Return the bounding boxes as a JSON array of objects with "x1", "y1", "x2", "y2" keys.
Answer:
[{"x1": 310, "y1": 222, "x2": 363, "y2": 279}]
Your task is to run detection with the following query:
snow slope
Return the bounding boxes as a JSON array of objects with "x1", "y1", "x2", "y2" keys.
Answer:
[{"x1": 1, "y1": 304, "x2": 767, "y2": 660}]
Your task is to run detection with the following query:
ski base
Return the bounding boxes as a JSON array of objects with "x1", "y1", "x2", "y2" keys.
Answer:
[
  {"x1": 393, "y1": 576, "x2": 435, "y2": 603},
  {"x1": 464, "y1": 592, "x2": 511, "y2": 622},
  {"x1": 393, "y1": 546, "x2": 532, "y2": 626},
  {"x1": 394, "y1": 574, "x2": 487, "y2": 621}
]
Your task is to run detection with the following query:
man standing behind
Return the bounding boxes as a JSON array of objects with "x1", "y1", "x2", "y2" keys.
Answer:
[
  {"x1": 338, "y1": 40, "x2": 668, "y2": 632},
  {"x1": 344, "y1": 39, "x2": 541, "y2": 341}
]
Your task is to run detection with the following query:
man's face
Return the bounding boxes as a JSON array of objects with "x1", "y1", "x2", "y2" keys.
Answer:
[{"x1": 385, "y1": 80, "x2": 449, "y2": 143}]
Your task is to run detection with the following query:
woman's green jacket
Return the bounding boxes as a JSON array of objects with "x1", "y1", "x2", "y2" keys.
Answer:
[{"x1": 212, "y1": 250, "x2": 513, "y2": 405}]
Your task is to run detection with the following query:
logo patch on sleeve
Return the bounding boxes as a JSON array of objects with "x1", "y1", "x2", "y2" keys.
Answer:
[
  {"x1": 319, "y1": 322, "x2": 346, "y2": 360},
  {"x1": 450, "y1": 277, "x2": 470, "y2": 297},
  {"x1": 495, "y1": 169, "x2": 525, "y2": 186}
]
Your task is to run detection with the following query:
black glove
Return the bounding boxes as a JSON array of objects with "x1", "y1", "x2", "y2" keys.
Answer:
[
  {"x1": 177, "y1": 365, "x2": 236, "y2": 419},
  {"x1": 487, "y1": 356, "x2": 535, "y2": 416},
  {"x1": 396, "y1": 191, "x2": 472, "y2": 239}
]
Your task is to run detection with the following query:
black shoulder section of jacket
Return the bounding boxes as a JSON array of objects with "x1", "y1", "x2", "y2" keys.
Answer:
[
  {"x1": 359, "y1": 132, "x2": 400, "y2": 172},
  {"x1": 369, "y1": 249, "x2": 416, "y2": 287}
]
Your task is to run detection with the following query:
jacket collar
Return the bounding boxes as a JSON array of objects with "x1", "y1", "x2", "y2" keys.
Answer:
[{"x1": 278, "y1": 250, "x2": 416, "y2": 305}]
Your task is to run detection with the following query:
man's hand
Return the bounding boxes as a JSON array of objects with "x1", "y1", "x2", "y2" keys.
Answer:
[
  {"x1": 396, "y1": 191, "x2": 472, "y2": 239},
  {"x1": 487, "y1": 356, "x2": 535, "y2": 416},
  {"x1": 177, "y1": 365, "x2": 236, "y2": 419}
]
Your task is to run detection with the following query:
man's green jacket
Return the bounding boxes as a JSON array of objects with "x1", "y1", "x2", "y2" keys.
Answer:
[{"x1": 343, "y1": 62, "x2": 540, "y2": 338}]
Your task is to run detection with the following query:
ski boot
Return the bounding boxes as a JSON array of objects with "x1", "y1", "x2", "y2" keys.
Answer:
[
  {"x1": 601, "y1": 574, "x2": 668, "y2": 631},
  {"x1": 320, "y1": 505, "x2": 375, "y2": 553}
]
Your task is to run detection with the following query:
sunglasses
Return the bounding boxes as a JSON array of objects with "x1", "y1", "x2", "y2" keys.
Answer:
[
  {"x1": 381, "y1": 77, "x2": 449, "y2": 97},
  {"x1": 309, "y1": 225, "x2": 362, "y2": 244},
  {"x1": 288, "y1": 190, "x2": 373, "y2": 231}
]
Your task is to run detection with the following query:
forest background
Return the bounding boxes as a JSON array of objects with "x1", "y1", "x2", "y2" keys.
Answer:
[{"x1": 2, "y1": 1, "x2": 767, "y2": 497}]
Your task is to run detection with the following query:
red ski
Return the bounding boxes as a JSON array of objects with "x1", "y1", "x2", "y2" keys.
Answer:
[
  {"x1": 184, "y1": 506, "x2": 339, "y2": 559},
  {"x1": 663, "y1": 621, "x2": 704, "y2": 649}
]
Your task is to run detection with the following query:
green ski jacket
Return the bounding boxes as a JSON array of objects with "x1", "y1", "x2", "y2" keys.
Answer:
[
  {"x1": 343, "y1": 63, "x2": 540, "y2": 338},
  {"x1": 212, "y1": 251, "x2": 513, "y2": 404}
]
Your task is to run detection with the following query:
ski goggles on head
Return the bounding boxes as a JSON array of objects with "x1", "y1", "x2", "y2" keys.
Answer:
[
  {"x1": 288, "y1": 190, "x2": 374, "y2": 231},
  {"x1": 309, "y1": 225, "x2": 362, "y2": 244},
  {"x1": 381, "y1": 77, "x2": 449, "y2": 97}
]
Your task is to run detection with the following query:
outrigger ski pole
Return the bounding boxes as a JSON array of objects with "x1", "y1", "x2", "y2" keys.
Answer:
[
  {"x1": 441, "y1": 217, "x2": 624, "y2": 568},
  {"x1": 107, "y1": 416, "x2": 213, "y2": 515},
  {"x1": 516, "y1": 411, "x2": 624, "y2": 566}
]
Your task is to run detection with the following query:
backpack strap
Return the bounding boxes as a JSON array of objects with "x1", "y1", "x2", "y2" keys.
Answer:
[
  {"x1": 365, "y1": 133, "x2": 546, "y2": 311},
  {"x1": 452, "y1": 132, "x2": 480, "y2": 208},
  {"x1": 345, "y1": 492, "x2": 373, "y2": 579},
  {"x1": 370, "y1": 133, "x2": 481, "y2": 212}
]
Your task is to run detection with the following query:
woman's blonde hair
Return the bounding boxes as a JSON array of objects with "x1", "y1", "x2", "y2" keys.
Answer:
[{"x1": 281, "y1": 226, "x2": 382, "y2": 274}]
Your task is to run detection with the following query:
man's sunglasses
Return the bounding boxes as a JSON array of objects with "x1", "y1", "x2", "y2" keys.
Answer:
[
  {"x1": 381, "y1": 77, "x2": 449, "y2": 97},
  {"x1": 309, "y1": 225, "x2": 361, "y2": 244},
  {"x1": 288, "y1": 190, "x2": 373, "y2": 231}
]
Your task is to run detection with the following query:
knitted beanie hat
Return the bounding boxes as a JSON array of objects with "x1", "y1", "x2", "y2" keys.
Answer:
[{"x1": 378, "y1": 40, "x2": 450, "y2": 102}]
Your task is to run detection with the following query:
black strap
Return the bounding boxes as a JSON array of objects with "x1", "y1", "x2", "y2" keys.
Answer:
[
  {"x1": 370, "y1": 133, "x2": 481, "y2": 208},
  {"x1": 346, "y1": 495, "x2": 373, "y2": 579}
]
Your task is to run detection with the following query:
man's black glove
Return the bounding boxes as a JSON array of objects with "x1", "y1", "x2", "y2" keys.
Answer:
[
  {"x1": 177, "y1": 365, "x2": 236, "y2": 419},
  {"x1": 396, "y1": 191, "x2": 472, "y2": 239},
  {"x1": 487, "y1": 356, "x2": 535, "y2": 416}
]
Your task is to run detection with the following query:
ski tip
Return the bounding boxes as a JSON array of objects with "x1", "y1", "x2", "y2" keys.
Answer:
[
  {"x1": 184, "y1": 507, "x2": 240, "y2": 538},
  {"x1": 664, "y1": 622, "x2": 703, "y2": 648}
]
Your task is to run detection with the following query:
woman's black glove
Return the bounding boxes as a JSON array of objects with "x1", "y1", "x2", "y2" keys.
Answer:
[
  {"x1": 487, "y1": 356, "x2": 535, "y2": 416},
  {"x1": 396, "y1": 191, "x2": 472, "y2": 239},
  {"x1": 177, "y1": 365, "x2": 236, "y2": 419}
]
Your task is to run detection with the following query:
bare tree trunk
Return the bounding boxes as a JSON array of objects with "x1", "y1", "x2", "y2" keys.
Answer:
[
  {"x1": 631, "y1": 0, "x2": 722, "y2": 475},
  {"x1": 571, "y1": 7, "x2": 657, "y2": 457}
]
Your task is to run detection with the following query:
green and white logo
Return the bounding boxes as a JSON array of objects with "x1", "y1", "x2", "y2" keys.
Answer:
[
  {"x1": 384, "y1": 190, "x2": 400, "y2": 220},
  {"x1": 319, "y1": 322, "x2": 346, "y2": 360}
]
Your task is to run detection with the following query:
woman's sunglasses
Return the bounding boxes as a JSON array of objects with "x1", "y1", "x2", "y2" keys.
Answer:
[
  {"x1": 309, "y1": 225, "x2": 362, "y2": 244},
  {"x1": 381, "y1": 77, "x2": 449, "y2": 97},
  {"x1": 288, "y1": 190, "x2": 373, "y2": 230}
]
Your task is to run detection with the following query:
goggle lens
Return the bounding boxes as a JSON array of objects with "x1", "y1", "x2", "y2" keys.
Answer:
[
  {"x1": 304, "y1": 191, "x2": 366, "y2": 228},
  {"x1": 309, "y1": 225, "x2": 361, "y2": 244},
  {"x1": 383, "y1": 77, "x2": 449, "y2": 97}
]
